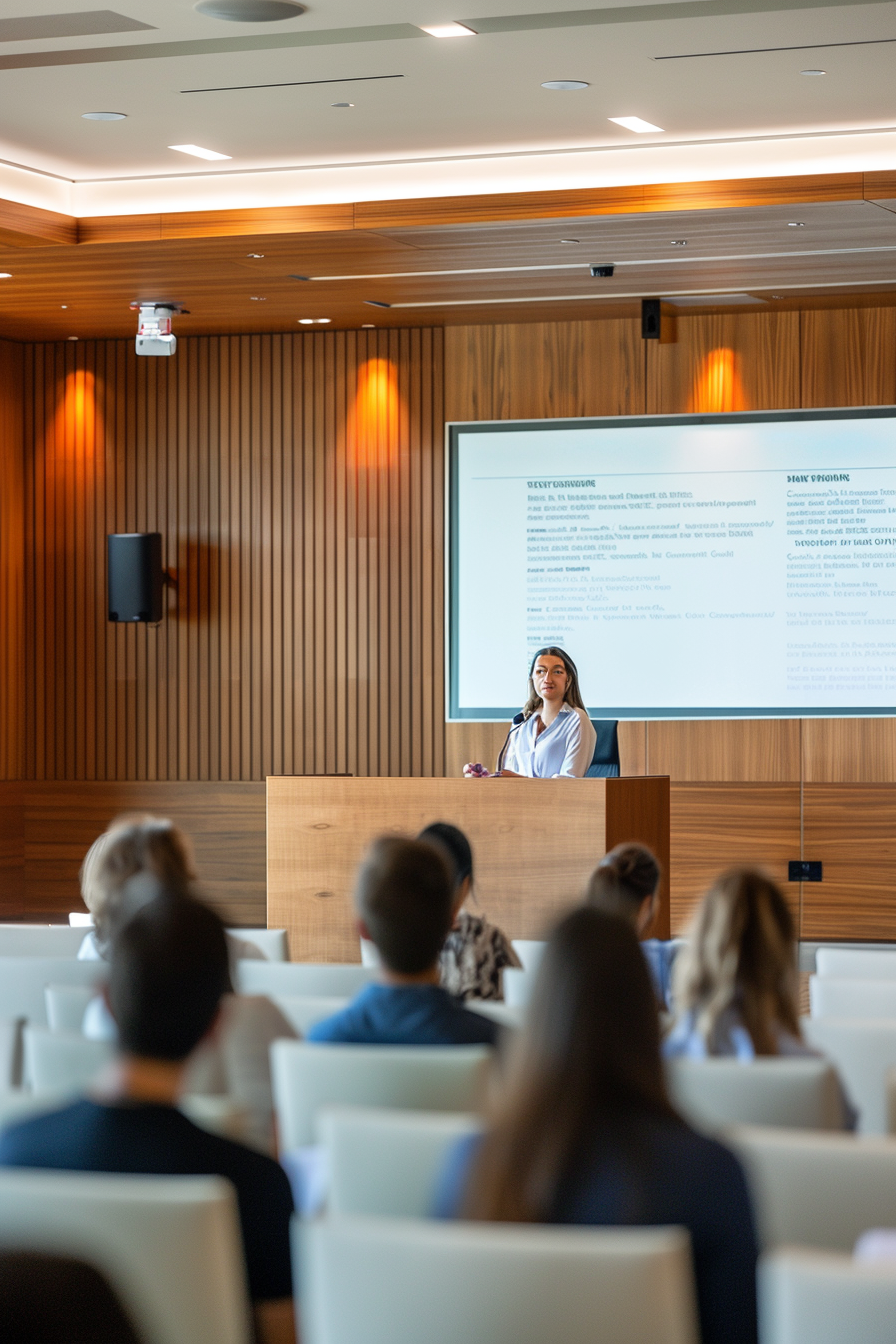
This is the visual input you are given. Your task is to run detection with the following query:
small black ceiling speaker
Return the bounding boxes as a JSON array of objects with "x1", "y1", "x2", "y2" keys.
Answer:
[
  {"x1": 108, "y1": 533, "x2": 164, "y2": 623},
  {"x1": 642, "y1": 298, "x2": 662, "y2": 340}
]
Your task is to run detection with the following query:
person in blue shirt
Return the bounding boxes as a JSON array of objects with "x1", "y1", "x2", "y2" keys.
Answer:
[
  {"x1": 585, "y1": 842, "x2": 678, "y2": 1010},
  {"x1": 307, "y1": 835, "x2": 500, "y2": 1047},
  {"x1": 434, "y1": 906, "x2": 759, "y2": 1344}
]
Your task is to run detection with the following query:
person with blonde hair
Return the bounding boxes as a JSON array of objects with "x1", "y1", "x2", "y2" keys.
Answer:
[{"x1": 665, "y1": 867, "x2": 808, "y2": 1058}]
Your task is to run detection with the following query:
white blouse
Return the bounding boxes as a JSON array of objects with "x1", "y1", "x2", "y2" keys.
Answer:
[{"x1": 503, "y1": 704, "x2": 597, "y2": 778}]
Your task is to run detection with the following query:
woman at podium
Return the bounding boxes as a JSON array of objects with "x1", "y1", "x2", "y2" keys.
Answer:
[{"x1": 464, "y1": 646, "x2": 596, "y2": 779}]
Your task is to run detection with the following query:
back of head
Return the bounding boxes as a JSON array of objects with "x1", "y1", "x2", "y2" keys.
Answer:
[
  {"x1": 108, "y1": 890, "x2": 231, "y2": 1062},
  {"x1": 417, "y1": 822, "x2": 473, "y2": 889},
  {"x1": 672, "y1": 866, "x2": 798, "y2": 1054},
  {"x1": 355, "y1": 836, "x2": 453, "y2": 974},
  {"x1": 0, "y1": 1251, "x2": 143, "y2": 1344},
  {"x1": 80, "y1": 815, "x2": 195, "y2": 951},
  {"x1": 465, "y1": 906, "x2": 674, "y2": 1221},
  {"x1": 586, "y1": 843, "x2": 660, "y2": 925}
]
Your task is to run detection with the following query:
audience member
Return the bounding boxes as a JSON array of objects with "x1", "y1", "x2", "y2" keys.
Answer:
[
  {"x1": 0, "y1": 1251, "x2": 144, "y2": 1344},
  {"x1": 0, "y1": 894, "x2": 295, "y2": 1344},
  {"x1": 585, "y1": 842, "x2": 677, "y2": 1008},
  {"x1": 435, "y1": 906, "x2": 758, "y2": 1344},
  {"x1": 308, "y1": 836, "x2": 500, "y2": 1045},
  {"x1": 418, "y1": 821, "x2": 520, "y2": 1001}
]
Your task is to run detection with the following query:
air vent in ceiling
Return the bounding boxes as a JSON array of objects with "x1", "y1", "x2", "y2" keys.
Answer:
[{"x1": 0, "y1": 10, "x2": 154, "y2": 41}]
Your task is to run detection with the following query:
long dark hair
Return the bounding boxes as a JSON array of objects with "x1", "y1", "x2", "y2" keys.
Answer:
[
  {"x1": 463, "y1": 907, "x2": 680, "y2": 1222},
  {"x1": 521, "y1": 646, "x2": 587, "y2": 720}
]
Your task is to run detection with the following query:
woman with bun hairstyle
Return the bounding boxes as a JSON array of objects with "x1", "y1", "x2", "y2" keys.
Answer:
[
  {"x1": 435, "y1": 906, "x2": 759, "y2": 1344},
  {"x1": 463, "y1": 647, "x2": 596, "y2": 779},
  {"x1": 418, "y1": 821, "x2": 520, "y2": 1001},
  {"x1": 586, "y1": 842, "x2": 677, "y2": 1009}
]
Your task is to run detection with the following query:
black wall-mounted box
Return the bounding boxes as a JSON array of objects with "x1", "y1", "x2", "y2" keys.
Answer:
[{"x1": 108, "y1": 533, "x2": 164, "y2": 623}]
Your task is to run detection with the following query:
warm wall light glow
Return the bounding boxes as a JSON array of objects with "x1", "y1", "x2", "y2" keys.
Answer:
[
  {"x1": 347, "y1": 357, "x2": 402, "y2": 468},
  {"x1": 688, "y1": 347, "x2": 746, "y2": 414}
]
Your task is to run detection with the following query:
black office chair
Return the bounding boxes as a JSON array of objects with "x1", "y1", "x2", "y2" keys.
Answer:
[{"x1": 585, "y1": 720, "x2": 620, "y2": 777}]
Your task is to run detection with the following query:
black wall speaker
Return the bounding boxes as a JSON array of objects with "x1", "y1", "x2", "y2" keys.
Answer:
[
  {"x1": 641, "y1": 298, "x2": 662, "y2": 340},
  {"x1": 108, "y1": 533, "x2": 164, "y2": 623}
]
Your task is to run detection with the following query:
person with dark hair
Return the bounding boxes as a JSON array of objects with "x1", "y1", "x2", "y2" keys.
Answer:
[
  {"x1": 586, "y1": 842, "x2": 678, "y2": 1009},
  {"x1": 418, "y1": 821, "x2": 520, "y2": 1001},
  {"x1": 0, "y1": 894, "x2": 296, "y2": 1344},
  {"x1": 463, "y1": 647, "x2": 596, "y2": 778},
  {"x1": 435, "y1": 907, "x2": 759, "y2": 1344},
  {"x1": 0, "y1": 1252, "x2": 144, "y2": 1344},
  {"x1": 308, "y1": 836, "x2": 500, "y2": 1045}
]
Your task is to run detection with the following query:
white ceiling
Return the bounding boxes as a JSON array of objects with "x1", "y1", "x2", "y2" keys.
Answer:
[{"x1": 0, "y1": 0, "x2": 896, "y2": 205}]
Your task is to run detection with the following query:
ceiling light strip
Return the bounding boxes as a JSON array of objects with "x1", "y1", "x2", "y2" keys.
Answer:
[
  {"x1": 181, "y1": 73, "x2": 404, "y2": 93},
  {"x1": 389, "y1": 277, "x2": 896, "y2": 307}
]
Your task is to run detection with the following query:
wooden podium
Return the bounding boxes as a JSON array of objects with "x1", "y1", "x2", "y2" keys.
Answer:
[{"x1": 267, "y1": 776, "x2": 670, "y2": 962}]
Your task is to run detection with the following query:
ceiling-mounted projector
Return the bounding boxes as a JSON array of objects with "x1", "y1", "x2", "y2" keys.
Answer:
[{"x1": 131, "y1": 302, "x2": 187, "y2": 356}]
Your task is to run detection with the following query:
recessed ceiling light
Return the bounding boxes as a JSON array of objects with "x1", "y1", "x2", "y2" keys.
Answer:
[
  {"x1": 362, "y1": 323, "x2": 376, "y2": 328},
  {"x1": 298, "y1": 318, "x2": 314, "y2": 324},
  {"x1": 541, "y1": 80, "x2": 589, "y2": 91},
  {"x1": 0, "y1": 273, "x2": 12, "y2": 279},
  {"x1": 317, "y1": 318, "x2": 331, "y2": 324},
  {"x1": 82, "y1": 111, "x2": 126, "y2": 121},
  {"x1": 246, "y1": 252, "x2": 265, "y2": 258},
  {"x1": 168, "y1": 144, "x2": 232, "y2": 160},
  {"x1": 560, "y1": 238, "x2": 580, "y2": 244},
  {"x1": 195, "y1": 0, "x2": 306, "y2": 19},
  {"x1": 61, "y1": 304, "x2": 67, "y2": 309},
  {"x1": 787, "y1": 221, "x2": 806, "y2": 227},
  {"x1": 800, "y1": 68, "x2": 826, "y2": 75},
  {"x1": 771, "y1": 294, "x2": 784, "y2": 299},
  {"x1": 250, "y1": 296, "x2": 266, "y2": 301},
  {"x1": 671, "y1": 240, "x2": 687, "y2": 246},
  {"x1": 609, "y1": 116, "x2": 664, "y2": 133},
  {"x1": 331, "y1": 102, "x2": 354, "y2": 107},
  {"x1": 419, "y1": 21, "x2": 476, "y2": 36},
  {"x1": 67, "y1": 336, "x2": 79, "y2": 341}
]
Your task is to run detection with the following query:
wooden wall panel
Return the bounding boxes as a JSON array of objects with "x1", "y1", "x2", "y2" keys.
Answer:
[
  {"x1": 800, "y1": 308, "x2": 896, "y2": 407},
  {"x1": 0, "y1": 339, "x2": 24, "y2": 781},
  {"x1": 645, "y1": 311, "x2": 801, "y2": 415},
  {"x1": 444, "y1": 320, "x2": 644, "y2": 422},
  {"x1": 647, "y1": 720, "x2": 801, "y2": 782},
  {"x1": 21, "y1": 331, "x2": 444, "y2": 781},
  {"x1": 0, "y1": 781, "x2": 265, "y2": 926},
  {"x1": 802, "y1": 785, "x2": 896, "y2": 940},
  {"x1": 802, "y1": 719, "x2": 896, "y2": 783},
  {"x1": 669, "y1": 784, "x2": 801, "y2": 934}
]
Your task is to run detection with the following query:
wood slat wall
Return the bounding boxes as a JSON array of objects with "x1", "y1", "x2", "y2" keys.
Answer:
[
  {"x1": 20, "y1": 330, "x2": 444, "y2": 782},
  {"x1": 0, "y1": 340, "x2": 24, "y2": 782}
]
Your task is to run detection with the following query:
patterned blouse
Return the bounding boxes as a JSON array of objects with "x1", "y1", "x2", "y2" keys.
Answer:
[{"x1": 439, "y1": 911, "x2": 522, "y2": 1002}]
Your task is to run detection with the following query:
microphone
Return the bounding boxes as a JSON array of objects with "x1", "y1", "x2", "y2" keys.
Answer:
[{"x1": 495, "y1": 713, "x2": 526, "y2": 774}]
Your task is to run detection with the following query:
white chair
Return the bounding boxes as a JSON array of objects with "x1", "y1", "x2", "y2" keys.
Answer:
[
  {"x1": 816, "y1": 948, "x2": 896, "y2": 979},
  {"x1": 0, "y1": 1168, "x2": 252, "y2": 1344},
  {"x1": 503, "y1": 966, "x2": 536, "y2": 1008},
  {"x1": 730, "y1": 1125, "x2": 896, "y2": 1251},
  {"x1": 45, "y1": 982, "x2": 95, "y2": 1032},
  {"x1": 0, "y1": 1018, "x2": 21, "y2": 1089},
  {"x1": 68, "y1": 912, "x2": 94, "y2": 927},
  {"x1": 0, "y1": 1088, "x2": 66, "y2": 1131},
  {"x1": 466, "y1": 999, "x2": 523, "y2": 1029},
  {"x1": 298, "y1": 1214, "x2": 698, "y2": 1344},
  {"x1": 666, "y1": 1058, "x2": 845, "y2": 1131},
  {"x1": 360, "y1": 937, "x2": 380, "y2": 968},
  {"x1": 0, "y1": 958, "x2": 106, "y2": 1027},
  {"x1": 319, "y1": 1106, "x2": 481, "y2": 1216},
  {"x1": 802, "y1": 1016, "x2": 896, "y2": 1134},
  {"x1": 0, "y1": 925, "x2": 86, "y2": 957},
  {"x1": 511, "y1": 939, "x2": 546, "y2": 973},
  {"x1": 810, "y1": 976, "x2": 896, "y2": 1019},
  {"x1": 236, "y1": 960, "x2": 371, "y2": 999},
  {"x1": 23, "y1": 1026, "x2": 113, "y2": 1093},
  {"x1": 227, "y1": 928, "x2": 288, "y2": 961},
  {"x1": 272, "y1": 1041, "x2": 492, "y2": 1148},
  {"x1": 760, "y1": 1248, "x2": 896, "y2": 1344},
  {"x1": 274, "y1": 995, "x2": 348, "y2": 1036}
]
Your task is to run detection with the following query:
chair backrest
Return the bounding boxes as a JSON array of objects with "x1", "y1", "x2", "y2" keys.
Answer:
[
  {"x1": 802, "y1": 1016, "x2": 896, "y2": 1135},
  {"x1": 730, "y1": 1124, "x2": 896, "y2": 1251},
  {"x1": 271, "y1": 1041, "x2": 492, "y2": 1148},
  {"x1": 465, "y1": 1000, "x2": 523, "y2": 1030},
  {"x1": 810, "y1": 975, "x2": 896, "y2": 1019},
  {"x1": 359, "y1": 938, "x2": 380, "y2": 968},
  {"x1": 0, "y1": 958, "x2": 106, "y2": 1027},
  {"x1": 667, "y1": 1058, "x2": 845, "y2": 1131},
  {"x1": 0, "y1": 1167, "x2": 252, "y2": 1344},
  {"x1": 760, "y1": 1248, "x2": 896, "y2": 1344},
  {"x1": 503, "y1": 966, "x2": 535, "y2": 1008},
  {"x1": 274, "y1": 995, "x2": 349, "y2": 1036},
  {"x1": 510, "y1": 939, "x2": 546, "y2": 973},
  {"x1": 0, "y1": 1018, "x2": 20, "y2": 1090},
  {"x1": 45, "y1": 982, "x2": 95, "y2": 1032},
  {"x1": 0, "y1": 925, "x2": 86, "y2": 957},
  {"x1": 23, "y1": 1026, "x2": 113, "y2": 1094},
  {"x1": 298, "y1": 1214, "x2": 698, "y2": 1344},
  {"x1": 320, "y1": 1106, "x2": 482, "y2": 1216},
  {"x1": 226, "y1": 928, "x2": 289, "y2": 961},
  {"x1": 815, "y1": 948, "x2": 896, "y2": 980},
  {"x1": 585, "y1": 719, "x2": 620, "y2": 778},
  {"x1": 236, "y1": 960, "x2": 372, "y2": 999}
]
